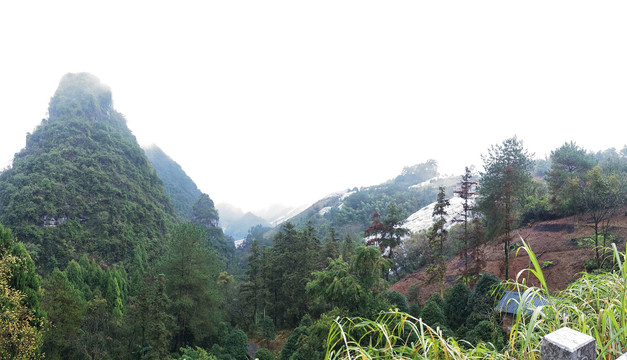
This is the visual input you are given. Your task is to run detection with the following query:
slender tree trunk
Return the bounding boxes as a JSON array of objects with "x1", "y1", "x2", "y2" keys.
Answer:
[{"x1": 504, "y1": 196, "x2": 511, "y2": 280}]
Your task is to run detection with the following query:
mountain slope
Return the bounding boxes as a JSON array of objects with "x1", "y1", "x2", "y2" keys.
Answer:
[
  {"x1": 0, "y1": 73, "x2": 176, "y2": 271},
  {"x1": 391, "y1": 212, "x2": 627, "y2": 301},
  {"x1": 281, "y1": 160, "x2": 458, "y2": 239},
  {"x1": 144, "y1": 145, "x2": 202, "y2": 221}
]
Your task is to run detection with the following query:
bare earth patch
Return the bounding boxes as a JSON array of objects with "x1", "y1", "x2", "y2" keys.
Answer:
[{"x1": 390, "y1": 210, "x2": 627, "y2": 302}]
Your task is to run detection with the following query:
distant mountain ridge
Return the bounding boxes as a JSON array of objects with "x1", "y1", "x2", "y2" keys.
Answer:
[{"x1": 216, "y1": 203, "x2": 271, "y2": 240}]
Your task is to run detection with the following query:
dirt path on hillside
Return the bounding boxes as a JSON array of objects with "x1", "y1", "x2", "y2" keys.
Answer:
[{"x1": 390, "y1": 210, "x2": 627, "y2": 302}]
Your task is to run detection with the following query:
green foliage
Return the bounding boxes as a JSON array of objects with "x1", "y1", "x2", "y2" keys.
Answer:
[
  {"x1": 266, "y1": 222, "x2": 322, "y2": 327},
  {"x1": 0, "y1": 73, "x2": 176, "y2": 272},
  {"x1": 407, "y1": 283, "x2": 421, "y2": 304},
  {"x1": 254, "y1": 348, "x2": 274, "y2": 360},
  {"x1": 260, "y1": 317, "x2": 275, "y2": 344},
  {"x1": 546, "y1": 141, "x2": 597, "y2": 215},
  {"x1": 162, "y1": 223, "x2": 225, "y2": 349},
  {"x1": 322, "y1": 228, "x2": 340, "y2": 265},
  {"x1": 351, "y1": 245, "x2": 389, "y2": 293},
  {"x1": 144, "y1": 145, "x2": 202, "y2": 222},
  {"x1": 306, "y1": 257, "x2": 365, "y2": 315},
  {"x1": 419, "y1": 295, "x2": 447, "y2": 328},
  {"x1": 466, "y1": 319, "x2": 504, "y2": 348},
  {"x1": 409, "y1": 303, "x2": 421, "y2": 318},
  {"x1": 0, "y1": 243, "x2": 45, "y2": 359},
  {"x1": 364, "y1": 202, "x2": 410, "y2": 260},
  {"x1": 179, "y1": 346, "x2": 217, "y2": 360},
  {"x1": 582, "y1": 166, "x2": 624, "y2": 263},
  {"x1": 327, "y1": 242, "x2": 627, "y2": 359},
  {"x1": 128, "y1": 273, "x2": 173, "y2": 360},
  {"x1": 326, "y1": 310, "x2": 507, "y2": 360},
  {"x1": 288, "y1": 160, "x2": 441, "y2": 240},
  {"x1": 478, "y1": 136, "x2": 534, "y2": 279},
  {"x1": 426, "y1": 186, "x2": 449, "y2": 296},
  {"x1": 223, "y1": 328, "x2": 248, "y2": 360},
  {"x1": 191, "y1": 194, "x2": 220, "y2": 228},
  {"x1": 466, "y1": 273, "x2": 502, "y2": 329},
  {"x1": 42, "y1": 268, "x2": 87, "y2": 359},
  {"x1": 279, "y1": 326, "x2": 306, "y2": 360},
  {"x1": 191, "y1": 194, "x2": 234, "y2": 266},
  {"x1": 385, "y1": 291, "x2": 409, "y2": 313},
  {"x1": 286, "y1": 312, "x2": 336, "y2": 360},
  {"x1": 0, "y1": 226, "x2": 45, "y2": 327},
  {"x1": 444, "y1": 282, "x2": 471, "y2": 330}
]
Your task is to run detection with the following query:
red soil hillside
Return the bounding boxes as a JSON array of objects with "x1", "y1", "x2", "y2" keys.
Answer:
[{"x1": 390, "y1": 209, "x2": 627, "y2": 302}]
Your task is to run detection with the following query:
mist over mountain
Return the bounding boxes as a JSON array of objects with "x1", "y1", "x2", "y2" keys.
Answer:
[
  {"x1": 0, "y1": 73, "x2": 176, "y2": 271},
  {"x1": 216, "y1": 203, "x2": 271, "y2": 240}
]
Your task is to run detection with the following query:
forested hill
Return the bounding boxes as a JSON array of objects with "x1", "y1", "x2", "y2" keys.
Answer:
[
  {"x1": 0, "y1": 73, "x2": 176, "y2": 272},
  {"x1": 144, "y1": 144, "x2": 202, "y2": 221},
  {"x1": 282, "y1": 159, "x2": 456, "y2": 239}
]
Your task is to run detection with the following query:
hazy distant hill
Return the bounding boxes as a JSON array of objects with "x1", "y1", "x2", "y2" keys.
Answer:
[
  {"x1": 0, "y1": 73, "x2": 176, "y2": 271},
  {"x1": 216, "y1": 203, "x2": 271, "y2": 240},
  {"x1": 144, "y1": 144, "x2": 202, "y2": 221}
]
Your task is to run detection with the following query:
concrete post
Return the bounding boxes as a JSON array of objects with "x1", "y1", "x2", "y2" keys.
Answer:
[{"x1": 541, "y1": 327, "x2": 595, "y2": 360}]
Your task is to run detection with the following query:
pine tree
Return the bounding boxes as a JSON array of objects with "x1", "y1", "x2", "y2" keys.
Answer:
[
  {"x1": 427, "y1": 187, "x2": 449, "y2": 297},
  {"x1": 242, "y1": 239, "x2": 264, "y2": 325},
  {"x1": 161, "y1": 223, "x2": 224, "y2": 349},
  {"x1": 42, "y1": 269, "x2": 87, "y2": 359},
  {"x1": 546, "y1": 141, "x2": 597, "y2": 215},
  {"x1": 454, "y1": 167, "x2": 478, "y2": 284},
  {"x1": 322, "y1": 227, "x2": 340, "y2": 265},
  {"x1": 340, "y1": 234, "x2": 355, "y2": 264},
  {"x1": 478, "y1": 136, "x2": 533, "y2": 280}
]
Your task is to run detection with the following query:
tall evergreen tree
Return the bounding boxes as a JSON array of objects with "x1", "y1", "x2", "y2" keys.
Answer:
[
  {"x1": 427, "y1": 187, "x2": 449, "y2": 297},
  {"x1": 340, "y1": 234, "x2": 356, "y2": 264},
  {"x1": 267, "y1": 222, "x2": 322, "y2": 327},
  {"x1": 478, "y1": 136, "x2": 533, "y2": 280},
  {"x1": 161, "y1": 223, "x2": 224, "y2": 349},
  {"x1": 42, "y1": 269, "x2": 87, "y2": 360},
  {"x1": 322, "y1": 227, "x2": 340, "y2": 265},
  {"x1": 241, "y1": 239, "x2": 264, "y2": 325},
  {"x1": 454, "y1": 167, "x2": 478, "y2": 284}
]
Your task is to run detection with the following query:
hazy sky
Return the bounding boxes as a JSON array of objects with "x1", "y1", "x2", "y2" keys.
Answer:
[{"x1": 1, "y1": 1, "x2": 626, "y2": 212}]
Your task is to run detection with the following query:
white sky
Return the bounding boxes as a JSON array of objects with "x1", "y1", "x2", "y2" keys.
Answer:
[{"x1": 1, "y1": 1, "x2": 626, "y2": 212}]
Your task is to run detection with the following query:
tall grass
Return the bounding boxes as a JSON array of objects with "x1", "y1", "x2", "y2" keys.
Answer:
[
  {"x1": 326, "y1": 238, "x2": 627, "y2": 360},
  {"x1": 325, "y1": 311, "x2": 506, "y2": 359}
]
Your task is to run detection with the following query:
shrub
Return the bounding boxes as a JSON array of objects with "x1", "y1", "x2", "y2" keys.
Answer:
[
  {"x1": 409, "y1": 303, "x2": 421, "y2": 318},
  {"x1": 385, "y1": 290, "x2": 409, "y2": 313},
  {"x1": 444, "y1": 282, "x2": 470, "y2": 330},
  {"x1": 419, "y1": 296, "x2": 446, "y2": 328},
  {"x1": 255, "y1": 348, "x2": 274, "y2": 360},
  {"x1": 223, "y1": 328, "x2": 247, "y2": 360}
]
